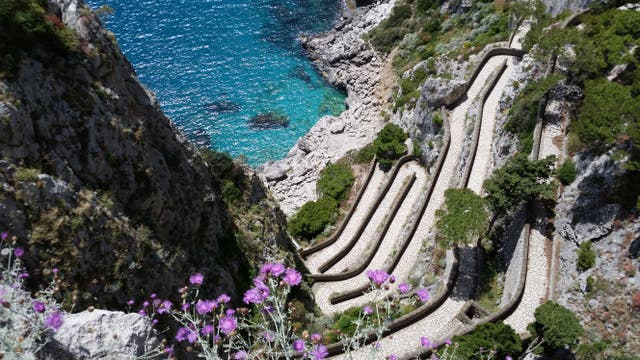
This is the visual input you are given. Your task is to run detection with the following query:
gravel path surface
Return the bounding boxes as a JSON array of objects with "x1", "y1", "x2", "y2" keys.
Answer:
[
  {"x1": 312, "y1": 163, "x2": 429, "y2": 314},
  {"x1": 327, "y1": 161, "x2": 427, "y2": 274},
  {"x1": 304, "y1": 165, "x2": 387, "y2": 273},
  {"x1": 504, "y1": 227, "x2": 549, "y2": 334}
]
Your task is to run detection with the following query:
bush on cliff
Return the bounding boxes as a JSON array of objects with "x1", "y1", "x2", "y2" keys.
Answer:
[
  {"x1": 435, "y1": 188, "x2": 489, "y2": 248},
  {"x1": 528, "y1": 301, "x2": 584, "y2": 353},
  {"x1": 373, "y1": 123, "x2": 409, "y2": 167},
  {"x1": 317, "y1": 162, "x2": 355, "y2": 202},
  {"x1": 577, "y1": 241, "x2": 596, "y2": 271},
  {"x1": 558, "y1": 159, "x2": 577, "y2": 185},
  {"x1": 288, "y1": 197, "x2": 338, "y2": 240},
  {"x1": 450, "y1": 322, "x2": 522, "y2": 359}
]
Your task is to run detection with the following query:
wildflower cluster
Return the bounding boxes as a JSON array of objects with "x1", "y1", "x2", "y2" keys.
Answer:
[{"x1": 0, "y1": 232, "x2": 64, "y2": 358}]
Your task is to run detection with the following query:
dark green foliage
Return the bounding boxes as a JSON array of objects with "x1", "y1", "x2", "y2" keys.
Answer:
[
  {"x1": 200, "y1": 149, "x2": 235, "y2": 177},
  {"x1": 529, "y1": 301, "x2": 584, "y2": 352},
  {"x1": 415, "y1": 0, "x2": 438, "y2": 13},
  {"x1": 367, "y1": 1, "x2": 414, "y2": 54},
  {"x1": 0, "y1": 0, "x2": 78, "y2": 55},
  {"x1": 506, "y1": 74, "x2": 563, "y2": 149},
  {"x1": 317, "y1": 162, "x2": 355, "y2": 202},
  {"x1": 332, "y1": 307, "x2": 362, "y2": 337},
  {"x1": 573, "y1": 79, "x2": 640, "y2": 148},
  {"x1": 558, "y1": 159, "x2": 577, "y2": 185},
  {"x1": 435, "y1": 188, "x2": 489, "y2": 248},
  {"x1": 577, "y1": 241, "x2": 596, "y2": 271},
  {"x1": 585, "y1": 276, "x2": 595, "y2": 292},
  {"x1": 576, "y1": 341, "x2": 608, "y2": 360},
  {"x1": 387, "y1": 4, "x2": 412, "y2": 27},
  {"x1": 354, "y1": 143, "x2": 376, "y2": 164},
  {"x1": 484, "y1": 154, "x2": 556, "y2": 216},
  {"x1": 451, "y1": 322, "x2": 522, "y2": 359},
  {"x1": 287, "y1": 197, "x2": 338, "y2": 240},
  {"x1": 373, "y1": 123, "x2": 409, "y2": 166}
]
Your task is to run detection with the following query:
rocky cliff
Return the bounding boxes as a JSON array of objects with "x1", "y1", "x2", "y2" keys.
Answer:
[{"x1": 0, "y1": 0, "x2": 261, "y2": 308}]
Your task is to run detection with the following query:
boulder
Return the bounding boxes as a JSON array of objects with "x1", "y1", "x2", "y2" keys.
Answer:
[
  {"x1": 263, "y1": 162, "x2": 289, "y2": 182},
  {"x1": 422, "y1": 77, "x2": 466, "y2": 108},
  {"x1": 329, "y1": 120, "x2": 346, "y2": 134},
  {"x1": 45, "y1": 310, "x2": 159, "y2": 360}
]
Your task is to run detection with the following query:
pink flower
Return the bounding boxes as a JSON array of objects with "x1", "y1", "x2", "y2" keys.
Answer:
[
  {"x1": 445, "y1": 339, "x2": 452, "y2": 346},
  {"x1": 420, "y1": 337, "x2": 434, "y2": 349},
  {"x1": 260, "y1": 262, "x2": 286, "y2": 277},
  {"x1": 218, "y1": 315, "x2": 237, "y2": 335},
  {"x1": 175, "y1": 327, "x2": 197, "y2": 343},
  {"x1": 143, "y1": 301, "x2": 150, "y2": 308},
  {"x1": 310, "y1": 333, "x2": 322, "y2": 343},
  {"x1": 32, "y1": 301, "x2": 45, "y2": 313},
  {"x1": 201, "y1": 324, "x2": 214, "y2": 336},
  {"x1": 45, "y1": 312, "x2": 64, "y2": 330},
  {"x1": 138, "y1": 309, "x2": 146, "y2": 317},
  {"x1": 217, "y1": 294, "x2": 231, "y2": 304},
  {"x1": 388, "y1": 355, "x2": 398, "y2": 360},
  {"x1": 181, "y1": 303, "x2": 190, "y2": 311},
  {"x1": 310, "y1": 344, "x2": 328, "y2": 360},
  {"x1": 1, "y1": 232, "x2": 8, "y2": 240},
  {"x1": 363, "y1": 306, "x2": 374, "y2": 315},
  {"x1": 283, "y1": 268, "x2": 302, "y2": 286},
  {"x1": 150, "y1": 293, "x2": 157, "y2": 299},
  {"x1": 189, "y1": 272, "x2": 204, "y2": 285},
  {"x1": 127, "y1": 299, "x2": 135, "y2": 306},
  {"x1": 17, "y1": 272, "x2": 29, "y2": 279},
  {"x1": 13, "y1": 247, "x2": 24, "y2": 258},
  {"x1": 234, "y1": 350, "x2": 248, "y2": 360},
  {"x1": 505, "y1": 357, "x2": 513, "y2": 360},
  {"x1": 366, "y1": 269, "x2": 390, "y2": 286},
  {"x1": 397, "y1": 282, "x2": 411, "y2": 294},
  {"x1": 196, "y1": 299, "x2": 217, "y2": 315},
  {"x1": 243, "y1": 288, "x2": 265, "y2": 304},
  {"x1": 157, "y1": 300, "x2": 173, "y2": 314},
  {"x1": 263, "y1": 331, "x2": 274, "y2": 342},
  {"x1": 293, "y1": 339, "x2": 305, "y2": 352},
  {"x1": 416, "y1": 288, "x2": 431, "y2": 302}
]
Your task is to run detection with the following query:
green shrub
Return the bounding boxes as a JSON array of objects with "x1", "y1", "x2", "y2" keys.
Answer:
[
  {"x1": 484, "y1": 154, "x2": 556, "y2": 216},
  {"x1": 317, "y1": 163, "x2": 355, "y2": 202},
  {"x1": 200, "y1": 149, "x2": 235, "y2": 177},
  {"x1": 395, "y1": 68, "x2": 428, "y2": 110},
  {"x1": 332, "y1": 307, "x2": 362, "y2": 337},
  {"x1": 577, "y1": 241, "x2": 596, "y2": 271},
  {"x1": 558, "y1": 159, "x2": 577, "y2": 185},
  {"x1": 585, "y1": 276, "x2": 595, "y2": 292},
  {"x1": 288, "y1": 197, "x2": 338, "y2": 240},
  {"x1": 373, "y1": 123, "x2": 409, "y2": 167},
  {"x1": 529, "y1": 301, "x2": 584, "y2": 353},
  {"x1": 432, "y1": 111, "x2": 443, "y2": 126},
  {"x1": 354, "y1": 143, "x2": 376, "y2": 164},
  {"x1": 15, "y1": 167, "x2": 40, "y2": 182},
  {"x1": 435, "y1": 188, "x2": 489, "y2": 248},
  {"x1": 451, "y1": 322, "x2": 522, "y2": 359},
  {"x1": 576, "y1": 341, "x2": 608, "y2": 360}
]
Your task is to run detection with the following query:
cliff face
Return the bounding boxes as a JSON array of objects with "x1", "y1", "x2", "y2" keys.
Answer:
[{"x1": 0, "y1": 0, "x2": 248, "y2": 307}]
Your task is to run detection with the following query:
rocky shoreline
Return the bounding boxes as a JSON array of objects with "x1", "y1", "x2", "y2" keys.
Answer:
[{"x1": 257, "y1": 0, "x2": 396, "y2": 216}]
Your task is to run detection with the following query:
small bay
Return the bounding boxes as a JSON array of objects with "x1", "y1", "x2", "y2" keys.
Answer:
[{"x1": 87, "y1": 0, "x2": 346, "y2": 166}]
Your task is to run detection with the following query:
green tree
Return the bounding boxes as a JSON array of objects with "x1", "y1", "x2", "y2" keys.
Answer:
[
  {"x1": 528, "y1": 301, "x2": 584, "y2": 353},
  {"x1": 373, "y1": 123, "x2": 409, "y2": 167},
  {"x1": 577, "y1": 241, "x2": 596, "y2": 271},
  {"x1": 451, "y1": 322, "x2": 522, "y2": 359},
  {"x1": 287, "y1": 197, "x2": 338, "y2": 240},
  {"x1": 484, "y1": 154, "x2": 556, "y2": 217},
  {"x1": 558, "y1": 159, "x2": 577, "y2": 185},
  {"x1": 317, "y1": 163, "x2": 355, "y2": 202},
  {"x1": 435, "y1": 188, "x2": 489, "y2": 248}
]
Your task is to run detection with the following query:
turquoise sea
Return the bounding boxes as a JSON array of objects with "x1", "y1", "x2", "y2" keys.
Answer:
[{"x1": 87, "y1": 0, "x2": 346, "y2": 166}]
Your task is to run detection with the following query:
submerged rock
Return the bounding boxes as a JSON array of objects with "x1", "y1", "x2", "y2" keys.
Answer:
[
  {"x1": 249, "y1": 111, "x2": 290, "y2": 129},
  {"x1": 204, "y1": 100, "x2": 240, "y2": 114},
  {"x1": 289, "y1": 65, "x2": 312, "y2": 84}
]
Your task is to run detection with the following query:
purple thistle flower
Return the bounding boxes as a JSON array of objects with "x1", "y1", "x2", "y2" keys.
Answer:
[
  {"x1": 310, "y1": 344, "x2": 328, "y2": 360},
  {"x1": 142, "y1": 301, "x2": 150, "y2": 308},
  {"x1": 150, "y1": 293, "x2": 157, "y2": 299},
  {"x1": 389, "y1": 275, "x2": 396, "y2": 284},
  {"x1": 310, "y1": 333, "x2": 322, "y2": 343},
  {"x1": 217, "y1": 293, "x2": 231, "y2": 304},
  {"x1": 293, "y1": 339, "x2": 305, "y2": 352},
  {"x1": 416, "y1": 288, "x2": 431, "y2": 302},
  {"x1": 127, "y1": 299, "x2": 135, "y2": 306},
  {"x1": 243, "y1": 288, "x2": 264, "y2": 304},
  {"x1": 201, "y1": 324, "x2": 215, "y2": 336},
  {"x1": 283, "y1": 268, "x2": 302, "y2": 286},
  {"x1": 157, "y1": 300, "x2": 173, "y2": 314},
  {"x1": 164, "y1": 346, "x2": 174, "y2": 355},
  {"x1": 153, "y1": 299, "x2": 161, "y2": 306},
  {"x1": 175, "y1": 327, "x2": 189, "y2": 342},
  {"x1": 196, "y1": 299, "x2": 217, "y2": 315},
  {"x1": 263, "y1": 331, "x2": 275, "y2": 343},
  {"x1": 363, "y1": 306, "x2": 374, "y2": 315},
  {"x1": 420, "y1": 337, "x2": 434, "y2": 349},
  {"x1": 187, "y1": 330, "x2": 198, "y2": 343},
  {"x1": 226, "y1": 308, "x2": 235, "y2": 316},
  {"x1": 388, "y1": 355, "x2": 398, "y2": 360},
  {"x1": 138, "y1": 309, "x2": 146, "y2": 317},
  {"x1": 152, "y1": 319, "x2": 158, "y2": 325},
  {"x1": 218, "y1": 315, "x2": 237, "y2": 335},
  {"x1": 1, "y1": 232, "x2": 7, "y2": 240},
  {"x1": 181, "y1": 303, "x2": 190, "y2": 311},
  {"x1": 505, "y1": 357, "x2": 513, "y2": 360},
  {"x1": 45, "y1": 312, "x2": 64, "y2": 330},
  {"x1": 431, "y1": 355, "x2": 440, "y2": 360},
  {"x1": 270, "y1": 263, "x2": 285, "y2": 276},
  {"x1": 398, "y1": 282, "x2": 411, "y2": 294},
  {"x1": 445, "y1": 339, "x2": 452, "y2": 346},
  {"x1": 52, "y1": 268, "x2": 59, "y2": 274},
  {"x1": 366, "y1": 269, "x2": 390, "y2": 286},
  {"x1": 234, "y1": 350, "x2": 248, "y2": 360},
  {"x1": 17, "y1": 272, "x2": 29, "y2": 279},
  {"x1": 189, "y1": 272, "x2": 204, "y2": 285},
  {"x1": 14, "y1": 247, "x2": 24, "y2": 258},
  {"x1": 32, "y1": 301, "x2": 46, "y2": 313}
]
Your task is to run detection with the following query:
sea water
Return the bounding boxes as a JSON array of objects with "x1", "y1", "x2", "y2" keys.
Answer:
[{"x1": 87, "y1": 0, "x2": 346, "y2": 166}]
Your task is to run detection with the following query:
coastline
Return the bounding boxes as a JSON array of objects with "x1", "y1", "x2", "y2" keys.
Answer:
[{"x1": 257, "y1": 0, "x2": 396, "y2": 216}]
